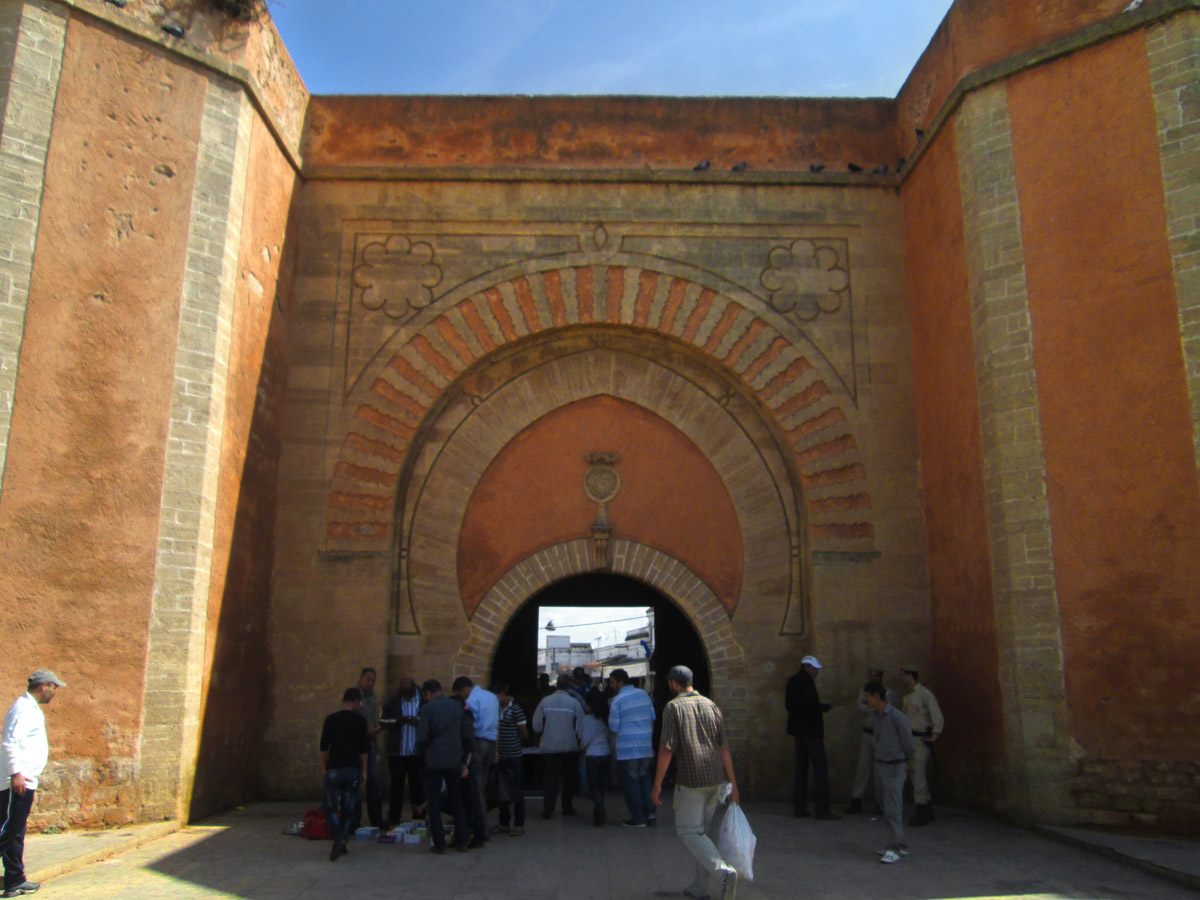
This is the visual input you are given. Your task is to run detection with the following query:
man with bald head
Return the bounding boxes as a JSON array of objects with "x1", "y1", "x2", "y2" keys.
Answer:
[{"x1": 382, "y1": 676, "x2": 426, "y2": 824}]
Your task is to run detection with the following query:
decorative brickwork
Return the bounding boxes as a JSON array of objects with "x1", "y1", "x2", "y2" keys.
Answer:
[
  {"x1": 0, "y1": 0, "x2": 66, "y2": 490},
  {"x1": 326, "y1": 266, "x2": 874, "y2": 557},
  {"x1": 455, "y1": 538, "x2": 749, "y2": 780},
  {"x1": 955, "y1": 84, "x2": 1072, "y2": 819},
  {"x1": 1149, "y1": 12, "x2": 1200, "y2": 474},
  {"x1": 395, "y1": 339, "x2": 799, "y2": 631},
  {"x1": 137, "y1": 75, "x2": 252, "y2": 820}
]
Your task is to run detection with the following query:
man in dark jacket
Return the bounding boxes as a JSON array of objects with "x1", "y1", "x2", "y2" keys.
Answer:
[
  {"x1": 320, "y1": 687, "x2": 370, "y2": 861},
  {"x1": 785, "y1": 655, "x2": 840, "y2": 820},
  {"x1": 416, "y1": 679, "x2": 471, "y2": 853}
]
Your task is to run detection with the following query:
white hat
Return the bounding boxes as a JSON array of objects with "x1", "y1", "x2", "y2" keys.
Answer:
[{"x1": 801, "y1": 655, "x2": 822, "y2": 669}]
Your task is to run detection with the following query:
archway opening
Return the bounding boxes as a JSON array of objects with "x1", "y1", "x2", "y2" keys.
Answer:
[{"x1": 490, "y1": 573, "x2": 710, "y2": 718}]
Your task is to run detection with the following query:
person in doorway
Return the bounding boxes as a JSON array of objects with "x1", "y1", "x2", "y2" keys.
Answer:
[
  {"x1": 532, "y1": 674, "x2": 584, "y2": 819},
  {"x1": 1, "y1": 669, "x2": 67, "y2": 898},
  {"x1": 453, "y1": 676, "x2": 499, "y2": 842},
  {"x1": 608, "y1": 667, "x2": 656, "y2": 828},
  {"x1": 785, "y1": 654, "x2": 839, "y2": 819},
  {"x1": 319, "y1": 687, "x2": 369, "y2": 862},
  {"x1": 898, "y1": 665, "x2": 943, "y2": 826},
  {"x1": 844, "y1": 668, "x2": 895, "y2": 815},
  {"x1": 863, "y1": 680, "x2": 916, "y2": 863},
  {"x1": 348, "y1": 667, "x2": 383, "y2": 831},
  {"x1": 493, "y1": 682, "x2": 528, "y2": 836},
  {"x1": 569, "y1": 666, "x2": 591, "y2": 707},
  {"x1": 381, "y1": 676, "x2": 425, "y2": 825},
  {"x1": 651, "y1": 665, "x2": 740, "y2": 900},
  {"x1": 415, "y1": 679, "x2": 470, "y2": 854},
  {"x1": 581, "y1": 690, "x2": 612, "y2": 826}
]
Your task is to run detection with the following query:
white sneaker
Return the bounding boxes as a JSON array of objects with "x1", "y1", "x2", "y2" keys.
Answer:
[{"x1": 880, "y1": 849, "x2": 901, "y2": 864}]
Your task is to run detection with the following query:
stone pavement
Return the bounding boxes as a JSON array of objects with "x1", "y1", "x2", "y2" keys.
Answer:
[{"x1": 24, "y1": 799, "x2": 1200, "y2": 900}]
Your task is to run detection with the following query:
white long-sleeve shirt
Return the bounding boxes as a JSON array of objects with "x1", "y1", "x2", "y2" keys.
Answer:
[{"x1": 2, "y1": 693, "x2": 49, "y2": 789}]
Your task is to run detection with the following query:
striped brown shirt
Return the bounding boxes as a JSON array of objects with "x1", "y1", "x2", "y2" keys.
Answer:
[{"x1": 661, "y1": 691, "x2": 726, "y2": 788}]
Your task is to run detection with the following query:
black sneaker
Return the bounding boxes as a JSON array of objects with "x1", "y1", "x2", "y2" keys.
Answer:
[
  {"x1": 2, "y1": 883, "x2": 39, "y2": 898},
  {"x1": 647, "y1": 815, "x2": 656, "y2": 827},
  {"x1": 621, "y1": 819, "x2": 647, "y2": 828}
]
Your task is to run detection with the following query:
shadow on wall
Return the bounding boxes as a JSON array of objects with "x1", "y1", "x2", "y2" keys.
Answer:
[{"x1": 186, "y1": 205, "x2": 297, "y2": 823}]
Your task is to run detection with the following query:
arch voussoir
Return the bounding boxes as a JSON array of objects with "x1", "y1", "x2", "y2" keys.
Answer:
[{"x1": 328, "y1": 265, "x2": 876, "y2": 553}]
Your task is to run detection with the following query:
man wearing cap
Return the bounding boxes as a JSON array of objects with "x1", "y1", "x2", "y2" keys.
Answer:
[
  {"x1": 785, "y1": 655, "x2": 839, "y2": 820},
  {"x1": 898, "y1": 665, "x2": 944, "y2": 826},
  {"x1": 1, "y1": 670, "x2": 67, "y2": 898},
  {"x1": 651, "y1": 665, "x2": 740, "y2": 900}
]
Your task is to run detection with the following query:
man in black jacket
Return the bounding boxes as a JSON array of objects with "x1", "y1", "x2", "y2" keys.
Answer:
[
  {"x1": 785, "y1": 655, "x2": 840, "y2": 820},
  {"x1": 416, "y1": 679, "x2": 471, "y2": 853},
  {"x1": 320, "y1": 687, "x2": 370, "y2": 861}
]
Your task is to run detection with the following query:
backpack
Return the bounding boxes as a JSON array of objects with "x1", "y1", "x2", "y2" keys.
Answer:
[{"x1": 300, "y1": 808, "x2": 331, "y2": 840}]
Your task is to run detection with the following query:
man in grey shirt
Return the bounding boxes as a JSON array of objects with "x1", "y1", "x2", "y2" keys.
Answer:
[
  {"x1": 350, "y1": 667, "x2": 383, "y2": 830},
  {"x1": 532, "y1": 674, "x2": 584, "y2": 818},
  {"x1": 863, "y1": 681, "x2": 916, "y2": 864}
]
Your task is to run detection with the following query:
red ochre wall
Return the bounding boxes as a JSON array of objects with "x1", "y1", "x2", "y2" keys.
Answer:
[
  {"x1": 897, "y1": 1, "x2": 1133, "y2": 151},
  {"x1": 0, "y1": 16, "x2": 207, "y2": 826},
  {"x1": 458, "y1": 395, "x2": 744, "y2": 614},
  {"x1": 901, "y1": 127, "x2": 1008, "y2": 804},
  {"x1": 1008, "y1": 31, "x2": 1200, "y2": 819}
]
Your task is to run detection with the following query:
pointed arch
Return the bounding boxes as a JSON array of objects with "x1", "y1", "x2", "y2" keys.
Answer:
[{"x1": 326, "y1": 265, "x2": 874, "y2": 554}]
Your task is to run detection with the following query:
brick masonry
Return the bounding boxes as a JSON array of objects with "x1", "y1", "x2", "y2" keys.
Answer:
[
  {"x1": 1148, "y1": 11, "x2": 1200, "y2": 474},
  {"x1": 458, "y1": 537, "x2": 750, "y2": 778},
  {"x1": 1071, "y1": 758, "x2": 1200, "y2": 831},
  {"x1": 0, "y1": 0, "x2": 65, "y2": 490},
  {"x1": 137, "y1": 74, "x2": 252, "y2": 821},
  {"x1": 954, "y1": 83, "x2": 1073, "y2": 819}
]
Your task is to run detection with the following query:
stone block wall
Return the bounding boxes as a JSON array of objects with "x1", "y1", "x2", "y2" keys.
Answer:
[{"x1": 0, "y1": 0, "x2": 303, "y2": 828}]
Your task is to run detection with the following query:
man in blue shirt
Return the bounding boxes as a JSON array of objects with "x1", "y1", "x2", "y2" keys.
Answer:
[
  {"x1": 607, "y1": 668, "x2": 656, "y2": 828},
  {"x1": 454, "y1": 677, "x2": 499, "y2": 840}
]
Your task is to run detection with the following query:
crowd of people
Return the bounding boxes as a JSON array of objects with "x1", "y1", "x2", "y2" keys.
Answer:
[
  {"x1": 313, "y1": 653, "x2": 943, "y2": 895},
  {"x1": 318, "y1": 664, "x2": 742, "y2": 898}
]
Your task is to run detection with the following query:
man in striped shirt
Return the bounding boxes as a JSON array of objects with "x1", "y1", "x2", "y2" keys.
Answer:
[
  {"x1": 382, "y1": 676, "x2": 425, "y2": 824},
  {"x1": 652, "y1": 665, "x2": 740, "y2": 900},
  {"x1": 493, "y1": 682, "x2": 528, "y2": 836},
  {"x1": 607, "y1": 668, "x2": 656, "y2": 828}
]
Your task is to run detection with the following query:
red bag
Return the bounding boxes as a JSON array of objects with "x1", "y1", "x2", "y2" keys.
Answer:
[{"x1": 300, "y1": 808, "x2": 331, "y2": 840}]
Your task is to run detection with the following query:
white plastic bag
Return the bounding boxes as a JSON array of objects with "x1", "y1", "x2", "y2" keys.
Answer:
[{"x1": 716, "y1": 802, "x2": 756, "y2": 881}]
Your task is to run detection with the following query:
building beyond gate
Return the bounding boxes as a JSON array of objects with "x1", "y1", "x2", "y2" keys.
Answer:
[{"x1": 0, "y1": 0, "x2": 1197, "y2": 834}]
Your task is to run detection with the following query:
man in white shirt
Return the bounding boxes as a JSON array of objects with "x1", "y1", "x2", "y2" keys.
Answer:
[{"x1": 1, "y1": 669, "x2": 66, "y2": 898}]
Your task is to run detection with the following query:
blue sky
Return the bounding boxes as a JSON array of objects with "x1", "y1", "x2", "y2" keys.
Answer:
[{"x1": 269, "y1": 1, "x2": 954, "y2": 97}]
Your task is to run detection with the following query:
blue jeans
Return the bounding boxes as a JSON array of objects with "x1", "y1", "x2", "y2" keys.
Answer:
[
  {"x1": 619, "y1": 756, "x2": 653, "y2": 824},
  {"x1": 496, "y1": 756, "x2": 525, "y2": 827},
  {"x1": 322, "y1": 768, "x2": 360, "y2": 844}
]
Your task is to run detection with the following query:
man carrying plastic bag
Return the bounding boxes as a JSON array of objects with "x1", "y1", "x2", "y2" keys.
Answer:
[{"x1": 652, "y1": 665, "x2": 745, "y2": 900}]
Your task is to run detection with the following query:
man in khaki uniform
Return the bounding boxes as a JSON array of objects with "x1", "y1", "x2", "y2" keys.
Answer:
[{"x1": 898, "y1": 665, "x2": 943, "y2": 826}]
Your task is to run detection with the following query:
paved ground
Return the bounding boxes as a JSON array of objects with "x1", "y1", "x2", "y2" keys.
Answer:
[{"x1": 24, "y1": 799, "x2": 1200, "y2": 900}]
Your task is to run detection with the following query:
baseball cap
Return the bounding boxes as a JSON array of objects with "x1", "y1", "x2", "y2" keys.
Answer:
[
  {"x1": 801, "y1": 655, "x2": 822, "y2": 669},
  {"x1": 29, "y1": 669, "x2": 67, "y2": 687}
]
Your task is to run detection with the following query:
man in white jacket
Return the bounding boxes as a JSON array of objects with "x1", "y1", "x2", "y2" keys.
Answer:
[{"x1": 1, "y1": 669, "x2": 66, "y2": 898}]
